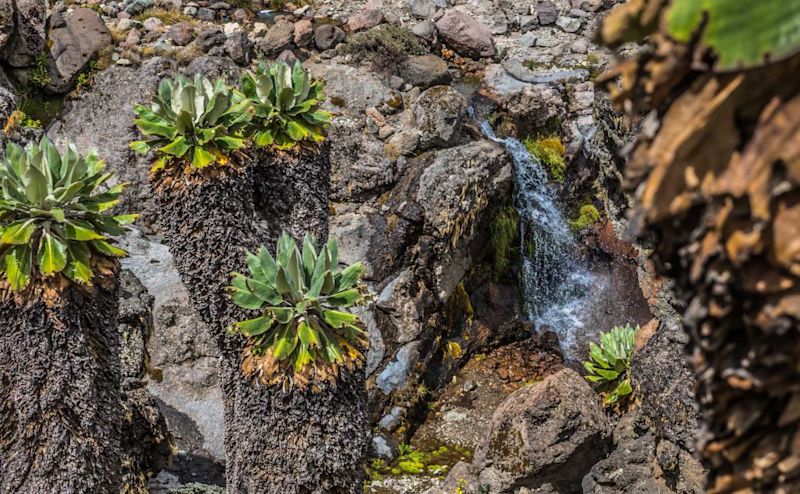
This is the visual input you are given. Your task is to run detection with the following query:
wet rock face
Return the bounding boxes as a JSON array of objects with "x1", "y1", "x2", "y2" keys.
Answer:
[{"x1": 473, "y1": 368, "x2": 611, "y2": 493}]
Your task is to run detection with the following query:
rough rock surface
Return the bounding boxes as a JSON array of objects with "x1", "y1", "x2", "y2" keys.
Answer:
[
  {"x1": 399, "y1": 54, "x2": 452, "y2": 89},
  {"x1": 49, "y1": 57, "x2": 175, "y2": 220},
  {"x1": 632, "y1": 318, "x2": 699, "y2": 452},
  {"x1": 412, "y1": 85, "x2": 467, "y2": 150},
  {"x1": 0, "y1": 0, "x2": 46, "y2": 67},
  {"x1": 435, "y1": 9, "x2": 496, "y2": 59},
  {"x1": 472, "y1": 368, "x2": 610, "y2": 493},
  {"x1": 46, "y1": 8, "x2": 112, "y2": 93}
]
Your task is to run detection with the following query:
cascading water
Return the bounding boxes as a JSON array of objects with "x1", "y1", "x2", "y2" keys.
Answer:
[{"x1": 474, "y1": 111, "x2": 598, "y2": 359}]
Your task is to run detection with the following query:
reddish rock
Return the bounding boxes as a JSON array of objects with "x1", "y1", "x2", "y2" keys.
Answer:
[{"x1": 435, "y1": 9, "x2": 496, "y2": 59}]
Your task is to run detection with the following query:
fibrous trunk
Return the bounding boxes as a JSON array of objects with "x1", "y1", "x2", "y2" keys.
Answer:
[
  {"x1": 599, "y1": 3, "x2": 800, "y2": 490},
  {"x1": 151, "y1": 152, "x2": 367, "y2": 493},
  {"x1": 0, "y1": 277, "x2": 123, "y2": 494}
]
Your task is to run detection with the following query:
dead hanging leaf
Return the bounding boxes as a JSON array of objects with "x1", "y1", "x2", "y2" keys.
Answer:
[
  {"x1": 598, "y1": 0, "x2": 667, "y2": 48},
  {"x1": 773, "y1": 196, "x2": 800, "y2": 276},
  {"x1": 638, "y1": 75, "x2": 743, "y2": 222}
]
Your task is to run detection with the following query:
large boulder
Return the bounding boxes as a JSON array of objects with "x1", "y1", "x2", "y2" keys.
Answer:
[
  {"x1": 412, "y1": 85, "x2": 468, "y2": 150},
  {"x1": 45, "y1": 8, "x2": 112, "y2": 94},
  {"x1": 435, "y1": 9, "x2": 496, "y2": 59},
  {"x1": 0, "y1": 0, "x2": 46, "y2": 67},
  {"x1": 399, "y1": 54, "x2": 452, "y2": 89},
  {"x1": 472, "y1": 368, "x2": 611, "y2": 492}
]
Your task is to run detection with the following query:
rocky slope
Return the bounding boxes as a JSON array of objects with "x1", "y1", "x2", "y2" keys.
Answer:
[{"x1": 0, "y1": 0, "x2": 707, "y2": 492}]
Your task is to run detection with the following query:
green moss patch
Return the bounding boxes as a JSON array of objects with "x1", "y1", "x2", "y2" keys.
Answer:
[
  {"x1": 523, "y1": 135, "x2": 566, "y2": 181},
  {"x1": 490, "y1": 204, "x2": 519, "y2": 278},
  {"x1": 367, "y1": 443, "x2": 473, "y2": 482},
  {"x1": 569, "y1": 204, "x2": 601, "y2": 230}
]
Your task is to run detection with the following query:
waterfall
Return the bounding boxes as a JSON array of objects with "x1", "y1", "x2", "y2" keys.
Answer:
[{"x1": 475, "y1": 113, "x2": 597, "y2": 359}]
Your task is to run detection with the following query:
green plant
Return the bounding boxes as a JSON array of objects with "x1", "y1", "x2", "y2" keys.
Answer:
[
  {"x1": 583, "y1": 324, "x2": 638, "y2": 406},
  {"x1": 523, "y1": 135, "x2": 566, "y2": 181},
  {"x1": 131, "y1": 74, "x2": 252, "y2": 172},
  {"x1": 0, "y1": 136, "x2": 134, "y2": 291},
  {"x1": 340, "y1": 25, "x2": 426, "y2": 69},
  {"x1": 239, "y1": 61, "x2": 332, "y2": 150},
  {"x1": 28, "y1": 50, "x2": 51, "y2": 88},
  {"x1": 489, "y1": 204, "x2": 519, "y2": 277},
  {"x1": 569, "y1": 204, "x2": 601, "y2": 230},
  {"x1": 228, "y1": 233, "x2": 369, "y2": 389}
]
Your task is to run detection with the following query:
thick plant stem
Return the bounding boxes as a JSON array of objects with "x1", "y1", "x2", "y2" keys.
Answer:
[
  {"x1": 0, "y1": 277, "x2": 123, "y2": 494},
  {"x1": 152, "y1": 156, "x2": 368, "y2": 493}
]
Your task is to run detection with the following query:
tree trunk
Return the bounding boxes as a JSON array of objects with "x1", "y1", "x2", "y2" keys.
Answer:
[
  {"x1": 151, "y1": 153, "x2": 368, "y2": 493},
  {"x1": 0, "y1": 277, "x2": 123, "y2": 494}
]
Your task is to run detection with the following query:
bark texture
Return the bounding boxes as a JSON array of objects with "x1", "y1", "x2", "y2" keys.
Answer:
[
  {"x1": 151, "y1": 152, "x2": 368, "y2": 493},
  {"x1": 0, "y1": 278, "x2": 123, "y2": 494},
  {"x1": 600, "y1": 2, "x2": 800, "y2": 492}
]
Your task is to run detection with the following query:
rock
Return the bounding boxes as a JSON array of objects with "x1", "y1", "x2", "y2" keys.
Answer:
[
  {"x1": 119, "y1": 229, "x2": 226, "y2": 467},
  {"x1": 117, "y1": 271, "x2": 174, "y2": 488},
  {"x1": 314, "y1": 23, "x2": 345, "y2": 50},
  {"x1": 426, "y1": 462, "x2": 480, "y2": 494},
  {"x1": 415, "y1": 141, "x2": 510, "y2": 250},
  {"x1": 409, "y1": 0, "x2": 436, "y2": 19},
  {"x1": 386, "y1": 129, "x2": 420, "y2": 158},
  {"x1": 412, "y1": 85, "x2": 468, "y2": 149},
  {"x1": 168, "y1": 22, "x2": 195, "y2": 46},
  {"x1": 43, "y1": 8, "x2": 111, "y2": 94},
  {"x1": 376, "y1": 342, "x2": 421, "y2": 393},
  {"x1": 399, "y1": 54, "x2": 451, "y2": 89},
  {"x1": 306, "y1": 61, "x2": 398, "y2": 114},
  {"x1": 48, "y1": 57, "x2": 174, "y2": 218},
  {"x1": 520, "y1": 14, "x2": 537, "y2": 32},
  {"x1": 435, "y1": 9, "x2": 495, "y2": 59},
  {"x1": 127, "y1": 0, "x2": 154, "y2": 15},
  {"x1": 275, "y1": 49, "x2": 297, "y2": 66},
  {"x1": 258, "y1": 20, "x2": 293, "y2": 55},
  {"x1": 1, "y1": 0, "x2": 47, "y2": 66},
  {"x1": 570, "y1": 38, "x2": 589, "y2": 53},
  {"x1": 572, "y1": 0, "x2": 603, "y2": 11},
  {"x1": 196, "y1": 27, "x2": 225, "y2": 52},
  {"x1": 473, "y1": 368, "x2": 611, "y2": 493},
  {"x1": 143, "y1": 16, "x2": 165, "y2": 32},
  {"x1": 345, "y1": 5, "x2": 384, "y2": 33},
  {"x1": 326, "y1": 116, "x2": 396, "y2": 201},
  {"x1": 225, "y1": 30, "x2": 251, "y2": 65},
  {"x1": 378, "y1": 406, "x2": 406, "y2": 432},
  {"x1": 376, "y1": 269, "x2": 424, "y2": 343},
  {"x1": 293, "y1": 18, "x2": 313, "y2": 47},
  {"x1": 184, "y1": 56, "x2": 241, "y2": 85},
  {"x1": 582, "y1": 411, "x2": 706, "y2": 494},
  {"x1": 556, "y1": 15, "x2": 582, "y2": 33},
  {"x1": 632, "y1": 318, "x2": 700, "y2": 451},
  {"x1": 0, "y1": 66, "x2": 18, "y2": 123},
  {"x1": 0, "y1": 0, "x2": 13, "y2": 52},
  {"x1": 536, "y1": 1, "x2": 558, "y2": 25},
  {"x1": 196, "y1": 7, "x2": 216, "y2": 21},
  {"x1": 411, "y1": 20, "x2": 437, "y2": 43},
  {"x1": 371, "y1": 435, "x2": 396, "y2": 460}
]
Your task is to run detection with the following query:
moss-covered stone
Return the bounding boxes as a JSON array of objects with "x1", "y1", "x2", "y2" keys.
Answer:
[
  {"x1": 490, "y1": 204, "x2": 519, "y2": 278},
  {"x1": 569, "y1": 204, "x2": 601, "y2": 230}
]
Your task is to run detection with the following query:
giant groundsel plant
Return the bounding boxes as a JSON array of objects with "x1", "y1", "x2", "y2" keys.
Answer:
[
  {"x1": 239, "y1": 61, "x2": 332, "y2": 150},
  {"x1": 583, "y1": 324, "x2": 638, "y2": 406},
  {"x1": 131, "y1": 74, "x2": 252, "y2": 171},
  {"x1": 0, "y1": 136, "x2": 134, "y2": 291},
  {"x1": 229, "y1": 233, "x2": 369, "y2": 390}
]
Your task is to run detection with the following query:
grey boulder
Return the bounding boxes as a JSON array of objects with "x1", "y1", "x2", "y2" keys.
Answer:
[{"x1": 435, "y1": 9, "x2": 495, "y2": 59}]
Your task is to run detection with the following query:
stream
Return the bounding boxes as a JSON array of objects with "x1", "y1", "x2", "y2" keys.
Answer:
[{"x1": 473, "y1": 110, "x2": 602, "y2": 360}]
